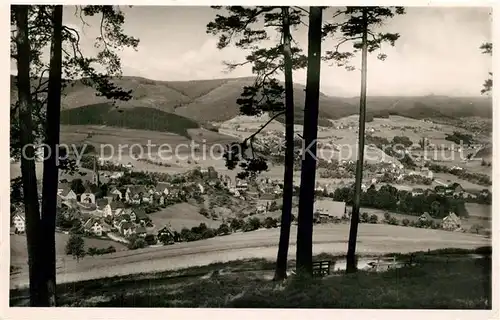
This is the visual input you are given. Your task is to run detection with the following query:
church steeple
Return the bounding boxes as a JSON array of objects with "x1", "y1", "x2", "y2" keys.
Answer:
[{"x1": 93, "y1": 156, "x2": 100, "y2": 186}]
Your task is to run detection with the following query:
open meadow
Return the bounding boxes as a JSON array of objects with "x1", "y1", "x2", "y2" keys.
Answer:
[
  {"x1": 10, "y1": 223, "x2": 490, "y2": 289},
  {"x1": 148, "y1": 203, "x2": 221, "y2": 232},
  {"x1": 60, "y1": 125, "x2": 237, "y2": 154}
]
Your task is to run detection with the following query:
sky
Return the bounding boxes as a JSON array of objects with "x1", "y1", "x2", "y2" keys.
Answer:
[{"x1": 12, "y1": 6, "x2": 492, "y2": 97}]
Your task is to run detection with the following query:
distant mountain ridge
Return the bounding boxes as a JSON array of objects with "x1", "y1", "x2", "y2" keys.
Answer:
[{"x1": 11, "y1": 75, "x2": 492, "y2": 135}]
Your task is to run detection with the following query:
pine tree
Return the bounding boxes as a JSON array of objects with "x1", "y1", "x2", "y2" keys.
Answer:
[
  {"x1": 323, "y1": 6, "x2": 406, "y2": 273},
  {"x1": 295, "y1": 6, "x2": 323, "y2": 275},
  {"x1": 207, "y1": 6, "x2": 307, "y2": 280},
  {"x1": 10, "y1": 5, "x2": 139, "y2": 306},
  {"x1": 480, "y1": 42, "x2": 492, "y2": 95}
]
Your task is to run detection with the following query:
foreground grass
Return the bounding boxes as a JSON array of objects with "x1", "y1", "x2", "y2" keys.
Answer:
[{"x1": 10, "y1": 247, "x2": 491, "y2": 308}]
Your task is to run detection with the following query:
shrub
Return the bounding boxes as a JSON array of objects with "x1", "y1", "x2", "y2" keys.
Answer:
[
  {"x1": 243, "y1": 217, "x2": 261, "y2": 232},
  {"x1": 248, "y1": 217, "x2": 261, "y2": 229},
  {"x1": 191, "y1": 223, "x2": 208, "y2": 235},
  {"x1": 360, "y1": 212, "x2": 369, "y2": 223},
  {"x1": 144, "y1": 234, "x2": 157, "y2": 245},
  {"x1": 402, "y1": 218, "x2": 410, "y2": 226},
  {"x1": 388, "y1": 217, "x2": 399, "y2": 225},
  {"x1": 263, "y1": 217, "x2": 278, "y2": 229},
  {"x1": 87, "y1": 246, "x2": 116, "y2": 256},
  {"x1": 199, "y1": 207, "x2": 209, "y2": 218},
  {"x1": 470, "y1": 224, "x2": 483, "y2": 234},
  {"x1": 217, "y1": 223, "x2": 231, "y2": 236},
  {"x1": 201, "y1": 228, "x2": 217, "y2": 239},
  {"x1": 128, "y1": 237, "x2": 146, "y2": 250},
  {"x1": 368, "y1": 214, "x2": 378, "y2": 224},
  {"x1": 230, "y1": 218, "x2": 244, "y2": 231},
  {"x1": 313, "y1": 212, "x2": 321, "y2": 224},
  {"x1": 383, "y1": 212, "x2": 391, "y2": 222},
  {"x1": 106, "y1": 246, "x2": 116, "y2": 254},
  {"x1": 87, "y1": 247, "x2": 98, "y2": 256},
  {"x1": 268, "y1": 201, "x2": 279, "y2": 212},
  {"x1": 181, "y1": 228, "x2": 200, "y2": 242}
]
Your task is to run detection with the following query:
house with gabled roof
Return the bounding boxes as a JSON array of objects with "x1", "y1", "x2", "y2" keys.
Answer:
[
  {"x1": 12, "y1": 210, "x2": 25, "y2": 234},
  {"x1": 450, "y1": 183, "x2": 465, "y2": 197},
  {"x1": 157, "y1": 225, "x2": 176, "y2": 244},
  {"x1": 80, "y1": 186, "x2": 99, "y2": 204},
  {"x1": 109, "y1": 186, "x2": 123, "y2": 200},
  {"x1": 121, "y1": 208, "x2": 134, "y2": 221},
  {"x1": 154, "y1": 182, "x2": 170, "y2": 196},
  {"x1": 131, "y1": 207, "x2": 148, "y2": 223},
  {"x1": 411, "y1": 188, "x2": 424, "y2": 197},
  {"x1": 124, "y1": 185, "x2": 149, "y2": 204},
  {"x1": 96, "y1": 198, "x2": 113, "y2": 217},
  {"x1": 83, "y1": 217, "x2": 109, "y2": 236},
  {"x1": 151, "y1": 193, "x2": 165, "y2": 206},
  {"x1": 419, "y1": 212, "x2": 433, "y2": 222},
  {"x1": 58, "y1": 184, "x2": 77, "y2": 201},
  {"x1": 442, "y1": 212, "x2": 461, "y2": 231},
  {"x1": 197, "y1": 183, "x2": 205, "y2": 194},
  {"x1": 480, "y1": 189, "x2": 490, "y2": 197},
  {"x1": 120, "y1": 221, "x2": 136, "y2": 237},
  {"x1": 236, "y1": 179, "x2": 248, "y2": 191},
  {"x1": 435, "y1": 185, "x2": 447, "y2": 195}
]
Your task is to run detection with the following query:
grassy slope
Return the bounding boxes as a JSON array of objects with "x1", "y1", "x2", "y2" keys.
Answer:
[
  {"x1": 10, "y1": 233, "x2": 128, "y2": 263},
  {"x1": 9, "y1": 248, "x2": 492, "y2": 308}
]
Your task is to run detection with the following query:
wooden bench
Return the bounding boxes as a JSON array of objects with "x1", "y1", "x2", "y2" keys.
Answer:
[
  {"x1": 404, "y1": 253, "x2": 418, "y2": 267},
  {"x1": 312, "y1": 260, "x2": 331, "y2": 277}
]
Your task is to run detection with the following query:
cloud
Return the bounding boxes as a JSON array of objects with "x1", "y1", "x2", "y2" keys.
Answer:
[
  {"x1": 21, "y1": 6, "x2": 490, "y2": 97},
  {"x1": 120, "y1": 37, "x2": 252, "y2": 80}
]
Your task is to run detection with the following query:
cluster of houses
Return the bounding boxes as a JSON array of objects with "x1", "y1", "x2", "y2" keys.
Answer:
[
  {"x1": 11, "y1": 165, "x2": 289, "y2": 239},
  {"x1": 10, "y1": 154, "x2": 488, "y2": 242},
  {"x1": 57, "y1": 179, "x2": 208, "y2": 237},
  {"x1": 10, "y1": 169, "x2": 210, "y2": 239},
  {"x1": 418, "y1": 211, "x2": 462, "y2": 231}
]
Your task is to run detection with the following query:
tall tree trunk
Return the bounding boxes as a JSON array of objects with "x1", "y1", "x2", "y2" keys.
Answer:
[
  {"x1": 274, "y1": 6, "x2": 295, "y2": 281},
  {"x1": 346, "y1": 8, "x2": 368, "y2": 274},
  {"x1": 295, "y1": 6, "x2": 323, "y2": 276},
  {"x1": 14, "y1": 4, "x2": 46, "y2": 306},
  {"x1": 41, "y1": 5, "x2": 63, "y2": 306}
]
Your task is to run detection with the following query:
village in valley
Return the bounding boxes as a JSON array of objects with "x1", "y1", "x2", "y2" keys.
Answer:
[
  {"x1": 8, "y1": 5, "x2": 493, "y2": 310},
  {"x1": 11, "y1": 117, "x2": 492, "y2": 254}
]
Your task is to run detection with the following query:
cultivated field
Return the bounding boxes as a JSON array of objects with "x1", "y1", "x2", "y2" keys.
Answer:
[
  {"x1": 9, "y1": 223, "x2": 490, "y2": 289},
  {"x1": 462, "y1": 203, "x2": 492, "y2": 231},
  {"x1": 10, "y1": 233, "x2": 128, "y2": 264},
  {"x1": 433, "y1": 172, "x2": 490, "y2": 191},
  {"x1": 148, "y1": 203, "x2": 221, "y2": 232},
  {"x1": 60, "y1": 125, "x2": 236, "y2": 153}
]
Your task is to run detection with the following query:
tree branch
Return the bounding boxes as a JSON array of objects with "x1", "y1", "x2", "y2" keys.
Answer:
[{"x1": 243, "y1": 110, "x2": 285, "y2": 144}]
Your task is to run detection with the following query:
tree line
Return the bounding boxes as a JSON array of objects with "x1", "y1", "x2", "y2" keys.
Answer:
[{"x1": 332, "y1": 184, "x2": 468, "y2": 219}]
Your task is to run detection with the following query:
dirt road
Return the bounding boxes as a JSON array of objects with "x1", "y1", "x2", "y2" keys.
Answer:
[{"x1": 9, "y1": 224, "x2": 490, "y2": 289}]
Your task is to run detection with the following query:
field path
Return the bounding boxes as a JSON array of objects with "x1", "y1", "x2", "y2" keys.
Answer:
[{"x1": 10, "y1": 224, "x2": 489, "y2": 289}]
